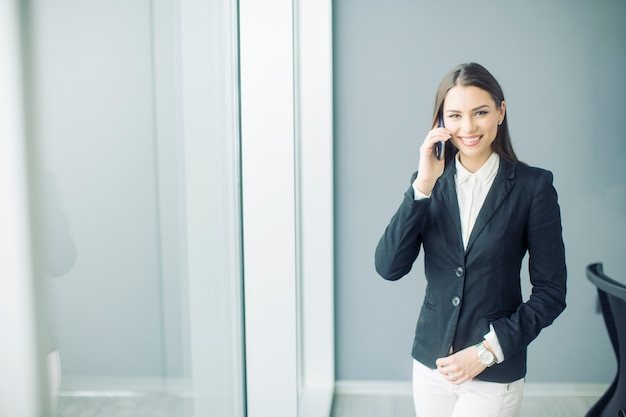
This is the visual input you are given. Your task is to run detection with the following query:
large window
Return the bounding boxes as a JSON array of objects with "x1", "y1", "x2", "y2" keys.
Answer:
[{"x1": 2, "y1": 1, "x2": 333, "y2": 416}]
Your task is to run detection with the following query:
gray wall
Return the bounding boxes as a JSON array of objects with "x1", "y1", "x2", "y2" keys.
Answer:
[{"x1": 334, "y1": 0, "x2": 626, "y2": 382}]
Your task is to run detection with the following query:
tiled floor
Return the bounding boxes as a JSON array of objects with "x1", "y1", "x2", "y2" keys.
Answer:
[
  {"x1": 57, "y1": 395, "x2": 194, "y2": 417},
  {"x1": 55, "y1": 392, "x2": 600, "y2": 417},
  {"x1": 330, "y1": 394, "x2": 599, "y2": 417}
]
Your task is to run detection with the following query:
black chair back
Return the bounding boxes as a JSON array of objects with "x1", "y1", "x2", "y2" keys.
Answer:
[{"x1": 585, "y1": 263, "x2": 626, "y2": 417}]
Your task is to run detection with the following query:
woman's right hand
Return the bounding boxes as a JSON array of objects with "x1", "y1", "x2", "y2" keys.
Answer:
[{"x1": 414, "y1": 123, "x2": 451, "y2": 196}]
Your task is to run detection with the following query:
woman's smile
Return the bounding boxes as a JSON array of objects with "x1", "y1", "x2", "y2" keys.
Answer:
[{"x1": 457, "y1": 135, "x2": 483, "y2": 146}]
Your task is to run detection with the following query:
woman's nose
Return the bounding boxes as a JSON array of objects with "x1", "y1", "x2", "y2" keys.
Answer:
[{"x1": 461, "y1": 117, "x2": 475, "y2": 133}]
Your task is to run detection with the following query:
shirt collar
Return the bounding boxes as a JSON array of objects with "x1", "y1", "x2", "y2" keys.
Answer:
[{"x1": 455, "y1": 152, "x2": 500, "y2": 184}]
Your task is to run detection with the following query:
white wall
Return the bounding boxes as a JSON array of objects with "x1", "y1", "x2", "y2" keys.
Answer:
[{"x1": 333, "y1": 0, "x2": 626, "y2": 383}]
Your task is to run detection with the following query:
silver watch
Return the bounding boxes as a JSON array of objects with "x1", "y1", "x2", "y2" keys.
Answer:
[{"x1": 476, "y1": 342, "x2": 496, "y2": 367}]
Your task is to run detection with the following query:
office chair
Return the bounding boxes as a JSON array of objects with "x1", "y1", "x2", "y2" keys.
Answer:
[{"x1": 585, "y1": 263, "x2": 626, "y2": 417}]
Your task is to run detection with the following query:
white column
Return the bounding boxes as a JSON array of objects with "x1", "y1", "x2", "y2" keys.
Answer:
[
  {"x1": 240, "y1": 0, "x2": 299, "y2": 415},
  {"x1": 296, "y1": 1, "x2": 335, "y2": 414},
  {"x1": 0, "y1": 0, "x2": 46, "y2": 416},
  {"x1": 240, "y1": 0, "x2": 335, "y2": 416}
]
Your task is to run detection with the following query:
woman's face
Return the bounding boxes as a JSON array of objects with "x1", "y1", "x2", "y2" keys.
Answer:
[{"x1": 442, "y1": 85, "x2": 505, "y2": 172}]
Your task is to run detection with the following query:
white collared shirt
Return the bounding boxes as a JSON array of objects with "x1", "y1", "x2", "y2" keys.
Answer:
[
  {"x1": 413, "y1": 152, "x2": 505, "y2": 363},
  {"x1": 455, "y1": 152, "x2": 499, "y2": 250}
]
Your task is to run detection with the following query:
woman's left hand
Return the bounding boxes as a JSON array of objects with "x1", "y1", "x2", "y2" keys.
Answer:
[{"x1": 435, "y1": 345, "x2": 486, "y2": 385}]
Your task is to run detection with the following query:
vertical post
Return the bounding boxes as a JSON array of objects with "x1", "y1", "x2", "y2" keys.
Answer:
[
  {"x1": 296, "y1": 0, "x2": 335, "y2": 414},
  {"x1": 0, "y1": 0, "x2": 47, "y2": 416},
  {"x1": 240, "y1": 0, "x2": 335, "y2": 416},
  {"x1": 240, "y1": 0, "x2": 299, "y2": 416}
]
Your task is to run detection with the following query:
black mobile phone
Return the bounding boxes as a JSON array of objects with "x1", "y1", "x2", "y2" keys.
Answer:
[{"x1": 434, "y1": 117, "x2": 445, "y2": 160}]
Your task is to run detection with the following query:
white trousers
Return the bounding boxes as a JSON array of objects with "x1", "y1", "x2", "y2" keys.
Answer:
[{"x1": 412, "y1": 360, "x2": 524, "y2": 417}]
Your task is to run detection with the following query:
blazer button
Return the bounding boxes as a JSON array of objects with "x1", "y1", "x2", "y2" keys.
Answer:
[
  {"x1": 451, "y1": 296, "x2": 461, "y2": 307},
  {"x1": 455, "y1": 267, "x2": 464, "y2": 278}
]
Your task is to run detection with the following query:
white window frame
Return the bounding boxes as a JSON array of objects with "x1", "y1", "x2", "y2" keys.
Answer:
[{"x1": 240, "y1": 1, "x2": 335, "y2": 416}]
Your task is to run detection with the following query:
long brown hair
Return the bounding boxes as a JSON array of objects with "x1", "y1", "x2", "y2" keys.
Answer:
[{"x1": 432, "y1": 63, "x2": 520, "y2": 165}]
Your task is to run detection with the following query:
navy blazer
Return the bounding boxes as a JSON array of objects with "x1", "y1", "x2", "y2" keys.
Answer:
[{"x1": 375, "y1": 157, "x2": 567, "y2": 383}]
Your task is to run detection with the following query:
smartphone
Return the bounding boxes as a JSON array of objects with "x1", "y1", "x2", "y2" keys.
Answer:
[{"x1": 434, "y1": 117, "x2": 445, "y2": 160}]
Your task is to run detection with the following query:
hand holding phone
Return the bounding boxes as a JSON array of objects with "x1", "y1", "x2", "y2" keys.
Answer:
[{"x1": 434, "y1": 117, "x2": 445, "y2": 160}]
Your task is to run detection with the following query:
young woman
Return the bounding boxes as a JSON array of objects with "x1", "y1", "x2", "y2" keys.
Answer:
[{"x1": 374, "y1": 63, "x2": 567, "y2": 417}]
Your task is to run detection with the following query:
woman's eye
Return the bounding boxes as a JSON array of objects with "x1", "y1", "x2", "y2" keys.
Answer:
[
  {"x1": 448, "y1": 114, "x2": 460, "y2": 119},
  {"x1": 475, "y1": 111, "x2": 488, "y2": 116}
]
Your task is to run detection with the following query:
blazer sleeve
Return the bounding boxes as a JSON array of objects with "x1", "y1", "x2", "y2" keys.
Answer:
[
  {"x1": 375, "y1": 173, "x2": 430, "y2": 281},
  {"x1": 491, "y1": 169, "x2": 567, "y2": 358}
]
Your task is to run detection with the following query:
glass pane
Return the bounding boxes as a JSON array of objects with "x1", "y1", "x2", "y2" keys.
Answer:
[{"x1": 29, "y1": 1, "x2": 244, "y2": 416}]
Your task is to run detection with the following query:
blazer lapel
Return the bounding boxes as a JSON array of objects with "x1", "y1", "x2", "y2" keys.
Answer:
[
  {"x1": 437, "y1": 163, "x2": 464, "y2": 253},
  {"x1": 465, "y1": 158, "x2": 516, "y2": 254}
]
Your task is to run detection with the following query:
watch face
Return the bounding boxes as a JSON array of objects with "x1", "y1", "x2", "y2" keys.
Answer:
[{"x1": 480, "y1": 350, "x2": 494, "y2": 365}]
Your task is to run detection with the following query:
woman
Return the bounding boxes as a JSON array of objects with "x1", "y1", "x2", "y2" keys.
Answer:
[{"x1": 374, "y1": 63, "x2": 567, "y2": 417}]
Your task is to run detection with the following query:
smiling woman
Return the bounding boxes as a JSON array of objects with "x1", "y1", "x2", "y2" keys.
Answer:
[{"x1": 375, "y1": 63, "x2": 567, "y2": 417}]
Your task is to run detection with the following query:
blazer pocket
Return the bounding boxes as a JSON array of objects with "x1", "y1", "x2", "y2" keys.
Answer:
[{"x1": 483, "y1": 309, "x2": 516, "y2": 320}]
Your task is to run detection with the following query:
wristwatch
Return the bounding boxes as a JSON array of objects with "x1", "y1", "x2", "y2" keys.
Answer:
[{"x1": 476, "y1": 341, "x2": 497, "y2": 367}]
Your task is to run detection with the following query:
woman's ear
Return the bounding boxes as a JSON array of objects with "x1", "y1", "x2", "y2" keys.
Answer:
[{"x1": 499, "y1": 100, "x2": 506, "y2": 123}]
